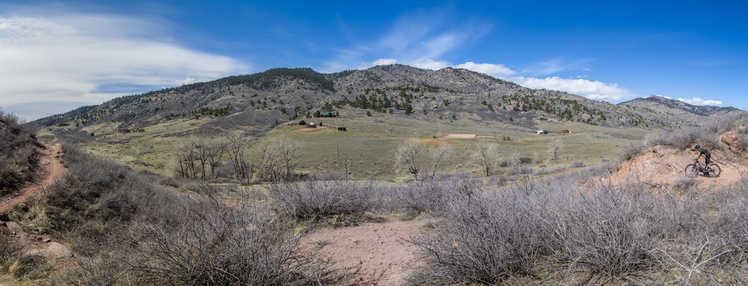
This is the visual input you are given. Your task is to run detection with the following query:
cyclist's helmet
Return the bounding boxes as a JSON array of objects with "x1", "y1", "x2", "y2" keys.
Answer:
[{"x1": 694, "y1": 145, "x2": 701, "y2": 150}]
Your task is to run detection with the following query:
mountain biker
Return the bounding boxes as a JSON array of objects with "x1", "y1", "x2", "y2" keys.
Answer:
[{"x1": 693, "y1": 145, "x2": 712, "y2": 174}]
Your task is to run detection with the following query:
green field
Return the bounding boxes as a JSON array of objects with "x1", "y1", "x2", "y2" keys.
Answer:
[{"x1": 43, "y1": 108, "x2": 652, "y2": 180}]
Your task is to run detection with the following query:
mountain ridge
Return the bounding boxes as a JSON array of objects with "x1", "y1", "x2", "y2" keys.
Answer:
[
  {"x1": 31, "y1": 65, "x2": 742, "y2": 135},
  {"x1": 619, "y1": 95, "x2": 740, "y2": 116}
]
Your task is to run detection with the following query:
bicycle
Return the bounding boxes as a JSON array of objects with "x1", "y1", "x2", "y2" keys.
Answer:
[{"x1": 684, "y1": 159, "x2": 721, "y2": 178}]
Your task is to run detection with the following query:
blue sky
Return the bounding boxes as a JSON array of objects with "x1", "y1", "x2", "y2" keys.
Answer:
[{"x1": 1, "y1": 0, "x2": 746, "y2": 120}]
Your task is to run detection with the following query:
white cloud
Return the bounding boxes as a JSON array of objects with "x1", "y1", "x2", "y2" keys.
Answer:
[
  {"x1": 175, "y1": 77, "x2": 199, "y2": 86},
  {"x1": 650, "y1": 94, "x2": 673, "y2": 99},
  {"x1": 676, "y1": 97, "x2": 723, "y2": 106},
  {"x1": 513, "y1": 76, "x2": 634, "y2": 101},
  {"x1": 410, "y1": 58, "x2": 451, "y2": 70},
  {"x1": 0, "y1": 11, "x2": 249, "y2": 119},
  {"x1": 372, "y1": 58, "x2": 397, "y2": 66},
  {"x1": 454, "y1": 62, "x2": 516, "y2": 77}
]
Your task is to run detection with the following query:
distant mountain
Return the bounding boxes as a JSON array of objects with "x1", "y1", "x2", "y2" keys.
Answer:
[
  {"x1": 31, "y1": 65, "x2": 742, "y2": 138},
  {"x1": 619, "y1": 96, "x2": 740, "y2": 116},
  {"x1": 618, "y1": 96, "x2": 741, "y2": 127}
]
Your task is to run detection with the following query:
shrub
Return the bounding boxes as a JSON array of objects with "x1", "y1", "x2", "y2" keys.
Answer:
[
  {"x1": 396, "y1": 175, "x2": 479, "y2": 214},
  {"x1": 646, "y1": 113, "x2": 748, "y2": 150},
  {"x1": 0, "y1": 228, "x2": 20, "y2": 268},
  {"x1": 14, "y1": 144, "x2": 346, "y2": 284},
  {"x1": 410, "y1": 179, "x2": 551, "y2": 283},
  {"x1": 549, "y1": 185, "x2": 664, "y2": 277},
  {"x1": 519, "y1": 157, "x2": 533, "y2": 164},
  {"x1": 270, "y1": 180, "x2": 380, "y2": 220},
  {"x1": 410, "y1": 170, "x2": 680, "y2": 283},
  {"x1": 0, "y1": 111, "x2": 40, "y2": 196},
  {"x1": 11, "y1": 255, "x2": 46, "y2": 279},
  {"x1": 712, "y1": 186, "x2": 748, "y2": 260},
  {"x1": 619, "y1": 144, "x2": 646, "y2": 162},
  {"x1": 92, "y1": 203, "x2": 338, "y2": 285}
]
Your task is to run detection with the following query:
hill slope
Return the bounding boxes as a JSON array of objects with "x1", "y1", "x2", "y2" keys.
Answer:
[
  {"x1": 34, "y1": 65, "x2": 738, "y2": 135},
  {"x1": 619, "y1": 96, "x2": 741, "y2": 126}
]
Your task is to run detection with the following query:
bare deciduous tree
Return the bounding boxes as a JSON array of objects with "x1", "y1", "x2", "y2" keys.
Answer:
[
  {"x1": 429, "y1": 145, "x2": 450, "y2": 179},
  {"x1": 336, "y1": 143, "x2": 353, "y2": 180},
  {"x1": 396, "y1": 141, "x2": 451, "y2": 180},
  {"x1": 227, "y1": 134, "x2": 252, "y2": 183},
  {"x1": 549, "y1": 139, "x2": 562, "y2": 162},
  {"x1": 255, "y1": 137, "x2": 303, "y2": 182},
  {"x1": 396, "y1": 141, "x2": 425, "y2": 179},
  {"x1": 175, "y1": 138, "x2": 227, "y2": 180},
  {"x1": 176, "y1": 141, "x2": 199, "y2": 179},
  {"x1": 473, "y1": 142, "x2": 499, "y2": 176}
]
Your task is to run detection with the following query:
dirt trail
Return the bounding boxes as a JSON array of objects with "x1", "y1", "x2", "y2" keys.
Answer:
[
  {"x1": 0, "y1": 144, "x2": 65, "y2": 214},
  {"x1": 613, "y1": 145, "x2": 748, "y2": 190},
  {"x1": 299, "y1": 219, "x2": 427, "y2": 285}
]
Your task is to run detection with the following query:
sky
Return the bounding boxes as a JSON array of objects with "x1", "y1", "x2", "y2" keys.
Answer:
[{"x1": 1, "y1": 0, "x2": 746, "y2": 120}]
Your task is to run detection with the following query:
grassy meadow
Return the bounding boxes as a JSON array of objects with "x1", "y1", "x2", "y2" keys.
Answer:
[{"x1": 40, "y1": 109, "x2": 652, "y2": 180}]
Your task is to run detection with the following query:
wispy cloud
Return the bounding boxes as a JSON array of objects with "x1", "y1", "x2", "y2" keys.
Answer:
[
  {"x1": 523, "y1": 57, "x2": 594, "y2": 75},
  {"x1": 0, "y1": 8, "x2": 249, "y2": 120},
  {"x1": 321, "y1": 9, "x2": 491, "y2": 72}
]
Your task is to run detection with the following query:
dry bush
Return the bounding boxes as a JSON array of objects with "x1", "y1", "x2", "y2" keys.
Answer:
[
  {"x1": 410, "y1": 179, "x2": 551, "y2": 284},
  {"x1": 12, "y1": 144, "x2": 346, "y2": 285},
  {"x1": 409, "y1": 170, "x2": 690, "y2": 284},
  {"x1": 406, "y1": 165, "x2": 748, "y2": 284},
  {"x1": 647, "y1": 113, "x2": 748, "y2": 150},
  {"x1": 270, "y1": 180, "x2": 381, "y2": 220},
  {"x1": 619, "y1": 144, "x2": 646, "y2": 163},
  {"x1": 72, "y1": 195, "x2": 346, "y2": 285},
  {"x1": 0, "y1": 228, "x2": 20, "y2": 270},
  {"x1": 270, "y1": 175, "x2": 483, "y2": 222},
  {"x1": 395, "y1": 175, "x2": 479, "y2": 214},
  {"x1": 21, "y1": 144, "x2": 135, "y2": 235},
  {"x1": 711, "y1": 187, "x2": 748, "y2": 261},
  {"x1": 0, "y1": 111, "x2": 40, "y2": 196},
  {"x1": 11, "y1": 255, "x2": 47, "y2": 279},
  {"x1": 549, "y1": 185, "x2": 668, "y2": 277},
  {"x1": 672, "y1": 177, "x2": 698, "y2": 192}
]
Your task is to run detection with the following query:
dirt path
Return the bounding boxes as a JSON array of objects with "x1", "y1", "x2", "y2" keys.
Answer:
[
  {"x1": 299, "y1": 219, "x2": 427, "y2": 285},
  {"x1": 0, "y1": 144, "x2": 65, "y2": 214},
  {"x1": 0, "y1": 144, "x2": 73, "y2": 261},
  {"x1": 613, "y1": 145, "x2": 747, "y2": 191}
]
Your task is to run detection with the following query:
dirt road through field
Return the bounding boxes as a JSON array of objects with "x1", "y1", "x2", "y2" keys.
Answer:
[{"x1": 0, "y1": 144, "x2": 65, "y2": 214}]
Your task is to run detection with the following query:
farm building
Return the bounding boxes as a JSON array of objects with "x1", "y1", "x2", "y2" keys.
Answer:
[{"x1": 318, "y1": 112, "x2": 338, "y2": 118}]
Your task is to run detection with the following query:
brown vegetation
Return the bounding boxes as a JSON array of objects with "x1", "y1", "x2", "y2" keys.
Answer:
[{"x1": 0, "y1": 112, "x2": 41, "y2": 197}]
